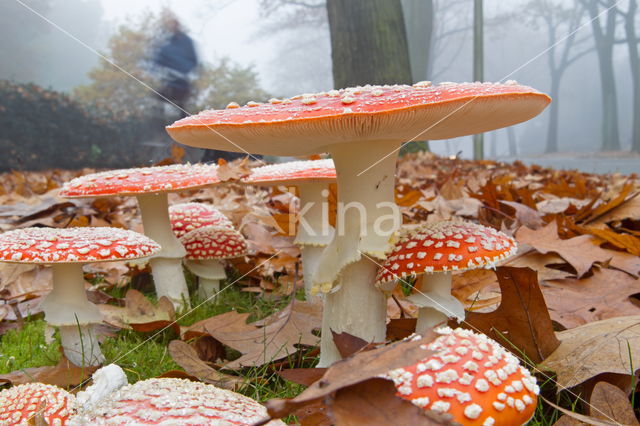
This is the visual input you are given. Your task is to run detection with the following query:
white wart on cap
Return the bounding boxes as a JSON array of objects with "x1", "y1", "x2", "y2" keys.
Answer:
[
  {"x1": 0, "y1": 383, "x2": 75, "y2": 425},
  {"x1": 169, "y1": 202, "x2": 233, "y2": 239}
]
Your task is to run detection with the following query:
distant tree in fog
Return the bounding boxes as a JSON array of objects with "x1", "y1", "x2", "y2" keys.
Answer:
[
  {"x1": 580, "y1": 0, "x2": 622, "y2": 151},
  {"x1": 617, "y1": 0, "x2": 640, "y2": 152},
  {"x1": 526, "y1": 0, "x2": 594, "y2": 153}
]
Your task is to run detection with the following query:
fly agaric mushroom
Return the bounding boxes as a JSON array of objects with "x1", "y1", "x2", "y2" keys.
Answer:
[
  {"x1": 180, "y1": 225, "x2": 248, "y2": 299},
  {"x1": 169, "y1": 202, "x2": 233, "y2": 239},
  {"x1": 0, "y1": 383, "x2": 76, "y2": 425},
  {"x1": 59, "y1": 163, "x2": 221, "y2": 309},
  {"x1": 377, "y1": 221, "x2": 517, "y2": 334},
  {"x1": 387, "y1": 327, "x2": 539, "y2": 425},
  {"x1": 167, "y1": 82, "x2": 550, "y2": 366},
  {"x1": 0, "y1": 227, "x2": 160, "y2": 366},
  {"x1": 242, "y1": 159, "x2": 336, "y2": 299},
  {"x1": 70, "y1": 378, "x2": 286, "y2": 425}
]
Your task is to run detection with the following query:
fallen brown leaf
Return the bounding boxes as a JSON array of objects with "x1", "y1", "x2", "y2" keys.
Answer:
[
  {"x1": 265, "y1": 332, "x2": 436, "y2": 420},
  {"x1": 589, "y1": 381, "x2": 639, "y2": 425},
  {"x1": 216, "y1": 157, "x2": 251, "y2": 182},
  {"x1": 167, "y1": 340, "x2": 242, "y2": 389},
  {"x1": 464, "y1": 266, "x2": 560, "y2": 363},
  {"x1": 99, "y1": 289, "x2": 177, "y2": 333},
  {"x1": 0, "y1": 355, "x2": 97, "y2": 387},
  {"x1": 541, "y1": 316, "x2": 640, "y2": 388},
  {"x1": 542, "y1": 269, "x2": 640, "y2": 329},
  {"x1": 329, "y1": 378, "x2": 451, "y2": 425}
]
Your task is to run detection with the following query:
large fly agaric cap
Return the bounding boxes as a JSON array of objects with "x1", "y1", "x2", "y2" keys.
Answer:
[
  {"x1": 376, "y1": 221, "x2": 516, "y2": 285},
  {"x1": 243, "y1": 159, "x2": 336, "y2": 185},
  {"x1": 59, "y1": 163, "x2": 220, "y2": 198},
  {"x1": 0, "y1": 227, "x2": 160, "y2": 263},
  {"x1": 169, "y1": 202, "x2": 233, "y2": 239},
  {"x1": 180, "y1": 225, "x2": 248, "y2": 260},
  {"x1": 71, "y1": 378, "x2": 285, "y2": 425},
  {"x1": 167, "y1": 82, "x2": 550, "y2": 155},
  {"x1": 388, "y1": 327, "x2": 539, "y2": 425},
  {"x1": 0, "y1": 383, "x2": 75, "y2": 425}
]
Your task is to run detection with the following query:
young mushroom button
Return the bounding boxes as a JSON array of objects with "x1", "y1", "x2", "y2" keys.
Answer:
[
  {"x1": 377, "y1": 221, "x2": 517, "y2": 334},
  {"x1": 69, "y1": 378, "x2": 286, "y2": 425},
  {"x1": 167, "y1": 82, "x2": 550, "y2": 366},
  {"x1": 242, "y1": 159, "x2": 336, "y2": 300},
  {"x1": 169, "y1": 202, "x2": 233, "y2": 239},
  {"x1": 387, "y1": 327, "x2": 539, "y2": 426},
  {"x1": 59, "y1": 163, "x2": 222, "y2": 309},
  {"x1": 0, "y1": 227, "x2": 160, "y2": 366},
  {"x1": 180, "y1": 225, "x2": 248, "y2": 299}
]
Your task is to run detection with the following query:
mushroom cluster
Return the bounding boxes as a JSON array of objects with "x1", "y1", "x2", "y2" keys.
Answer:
[
  {"x1": 60, "y1": 163, "x2": 222, "y2": 309},
  {"x1": 168, "y1": 81, "x2": 550, "y2": 365}
]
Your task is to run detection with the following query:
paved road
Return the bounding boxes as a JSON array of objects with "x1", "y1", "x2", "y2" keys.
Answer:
[{"x1": 500, "y1": 157, "x2": 639, "y2": 176}]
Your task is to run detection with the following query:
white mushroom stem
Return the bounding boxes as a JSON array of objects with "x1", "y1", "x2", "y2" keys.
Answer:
[
  {"x1": 40, "y1": 263, "x2": 104, "y2": 367},
  {"x1": 314, "y1": 140, "x2": 401, "y2": 366},
  {"x1": 406, "y1": 273, "x2": 466, "y2": 335},
  {"x1": 318, "y1": 259, "x2": 386, "y2": 366},
  {"x1": 137, "y1": 193, "x2": 189, "y2": 309},
  {"x1": 185, "y1": 259, "x2": 227, "y2": 300},
  {"x1": 294, "y1": 181, "x2": 334, "y2": 301}
]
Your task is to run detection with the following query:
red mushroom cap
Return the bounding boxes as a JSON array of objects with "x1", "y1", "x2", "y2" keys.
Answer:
[
  {"x1": 377, "y1": 221, "x2": 516, "y2": 284},
  {"x1": 169, "y1": 202, "x2": 233, "y2": 239},
  {"x1": 387, "y1": 327, "x2": 539, "y2": 425},
  {"x1": 73, "y1": 378, "x2": 285, "y2": 425},
  {"x1": 242, "y1": 159, "x2": 336, "y2": 185},
  {"x1": 166, "y1": 82, "x2": 550, "y2": 156},
  {"x1": 59, "y1": 163, "x2": 220, "y2": 198},
  {"x1": 180, "y1": 225, "x2": 248, "y2": 260},
  {"x1": 0, "y1": 383, "x2": 75, "y2": 425},
  {"x1": 0, "y1": 227, "x2": 160, "y2": 264}
]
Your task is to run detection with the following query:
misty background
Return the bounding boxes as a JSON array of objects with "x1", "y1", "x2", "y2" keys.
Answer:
[{"x1": 1, "y1": 0, "x2": 639, "y2": 167}]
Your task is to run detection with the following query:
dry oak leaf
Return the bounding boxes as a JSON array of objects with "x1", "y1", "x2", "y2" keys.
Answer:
[
  {"x1": 0, "y1": 355, "x2": 97, "y2": 387},
  {"x1": 98, "y1": 289, "x2": 177, "y2": 333},
  {"x1": 589, "y1": 381, "x2": 639, "y2": 425},
  {"x1": 265, "y1": 332, "x2": 437, "y2": 420},
  {"x1": 216, "y1": 157, "x2": 251, "y2": 182},
  {"x1": 329, "y1": 378, "x2": 452, "y2": 425},
  {"x1": 541, "y1": 315, "x2": 640, "y2": 389},
  {"x1": 500, "y1": 200, "x2": 544, "y2": 229},
  {"x1": 205, "y1": 301, "x2": 321, "y2": 368},
  {"x1": 167, "y1": 340, "x2": 242, "y2": 389},
  {"x1": 463, "y1": 266, "x2": 560, "y2": 363},
  {"x1": 591, "y1": 194, "x2": 640, "y2": 225},
  {"x1": 542, "y1": 269, "x2": 640, "y2": 329},
  {"x1": 516, "y1": 221, "x2": 639, "y2": 277}
]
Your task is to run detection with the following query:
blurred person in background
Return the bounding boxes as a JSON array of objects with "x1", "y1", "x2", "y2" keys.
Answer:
[{"x1": 152, "y1": 12, "x2": 198, "y2": 117}]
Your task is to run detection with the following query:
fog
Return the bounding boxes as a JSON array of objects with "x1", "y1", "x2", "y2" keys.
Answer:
[{"x1": 1, "y1": 0, "x2": 639, "y2": 162}]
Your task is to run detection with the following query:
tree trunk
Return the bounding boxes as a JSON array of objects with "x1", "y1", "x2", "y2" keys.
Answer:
[
  {"x1": 327, "y1": 0, "x2": 413, "y2": 88},
  {"x1": 624, "y1": 0, "x2": 640, "y2": 152},
  {"x1": 546, "y1": 78, "x2": 561, "y2": 153},
  {"x1": 401, "y1": 0, "x2": 434, "y2": 82},
  {"x1": 584, "y1": 0, "x2": 621, "y2": 151}
]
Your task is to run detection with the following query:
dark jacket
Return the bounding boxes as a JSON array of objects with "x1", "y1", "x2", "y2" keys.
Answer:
[{"x1": 153, "y1": 30, "x2": 197, "y2": 75}]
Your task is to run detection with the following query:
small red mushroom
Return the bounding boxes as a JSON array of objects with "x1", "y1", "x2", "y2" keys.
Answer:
[
  {"x1": 180, "y1": 225, "x2": 248, "y2": 299},
  {"x1": 0, "y1": 383, "x2": 76, "y2": 425},
  {"x1": 70, "y1": 378, "x2": 286, "y2": 425},
  {"x1": 377, "y1": 221, "x2": 517, "y2": 334},
  {"x1": 169, "y1": 202, "x2": 233, "y2": 239},
  {"x1": 243, "y1": 159, "x2": 336, "y2": 299},
  {"x1": 60, "y1": 163, "x2": 222, "y2": 309},
  {"x1": 387, "y1": 327, "x2": 539, "y2": 425},
  {"x1": 0, "y1": 227, "x2": 160, "y2": 366}
]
